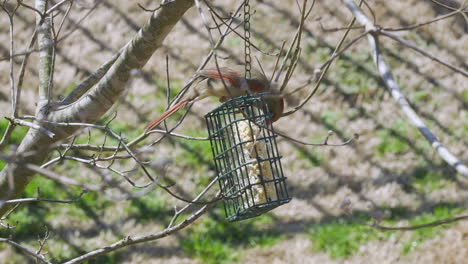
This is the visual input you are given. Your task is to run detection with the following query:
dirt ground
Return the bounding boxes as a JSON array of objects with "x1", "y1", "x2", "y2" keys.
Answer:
[{"x1": 0, "y1": 0, "x2": 467, "y2": 263}]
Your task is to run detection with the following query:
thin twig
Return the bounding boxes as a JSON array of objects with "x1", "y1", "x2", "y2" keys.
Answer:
[
  {"x1": 4, "y1": 189, "x2": 88, "y2": 204},
  {"x1": 0, "y1": 237, "x2": 52, "y2": 264},
  {"x1": 0, "y1": 1, "x2": 101, "y2": 63},
  {"x1": 46, "y1": 0, "x2": 72, "y2": 14},
  {"x1": 137, "y1": 0, "x2": 173, "y2": 13},
  {"x1": 277, "y1": 129, "x2": 358, "y2": 146},
  {"x1": 168, "y1": 177, "x2": 219, "y2": 228},
  {"x1": 18, "y1": 116, "x2": 208, "y2": 153},
  {"x1": 56, "y1": 0, "x2": 102, "y2": 43},
  {"x1": 5, "y1": 117, "x2": 55, "y2": 138},
  {"x1": 351, "y1": 213, "x2": 468, "y2": 231},
  {"x1": 25, "y1": 164, "x2": 103, "y2": 191},
  {"x1": 319, "y1": 30, "x2": 369, "y2": 70},
  {"x1": 0, "y1": 122, "x2": 16, "y2": 151},
  {"x1": 203, "y1": 0, "x2": 278, "y2": 56},
  {"x1": 279, "y1": 0, "x2": 314, "y2": 92},
  {"x1": 342, "y1": 0, "x2": 468, "y2": 177},
  {"x1": 18, "y1": 1, "x2": 43, "y2": 17},
  {"x1": 282, "y1": 0, "x2": 364, "y2": 117},
  {"x1": 383, "y1": 6, "x2": 466, "y2": 31},
  {"x1": 62, "y1": 194, "x2": 217, "y2": 264},
  {"x1": 379, "y1": 30, "x2": 468, "y2": 78},
  {"x1": 431, "y1": 0, "x2": 464, "y2": 12},
  {"x1": 170, "y1": 2, "x2": 244, "y2": 107},
  {"x1": 270, "y1": 41, "x2": 286, "y2": 84},
  {"x1": 1, "y1": 1, "x2": 19, "y2": 117},
  {"x1": 54, "y1": 0, "x2": 74, "y2": 38},
  {"x1": 0, "y1": 202, "x2": 19, "y2": 221},
  {"x1": 36, "y1": 226, "x2": 50, "y2": 256},
  {"x1": 318, "y1": 18, "x2": 364, "y2": 32},
  {"x1": 15, "y1": 29, "x2": 38, "y2": 117}
]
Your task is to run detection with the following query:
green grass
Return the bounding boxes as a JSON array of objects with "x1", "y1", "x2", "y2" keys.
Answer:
[
  {"x1": 0, "y1": 177, "x2": 60, "y2": 239},
  {"x1": 294, "y1": 145, "x2": 325, "y2": 167},
  {"x1": 109, "y1": 122, "x2": 144, "y2": 140},
  {"x1": 126, "y1": 192, "x2": 171, "y2": 223},
  {"x1": 333, "y1": 52, "x2": 377, "y2": 96},
  {"x1": 181, "y1": 213, "x2": 283, "y2": 264},
  {"x1": 411, "y1": 90, "x2": 431, "y2": 103},
  {"x1": 150, "y1": 77, "x2": 185, "y2": 119},
  {"x1": 0, "y1": 119, "x2": 28, "y2": 145},
  {"x1": 320, "y1": 109, "x2": 342, "y2": 125},
  {"x1": 0, "y1": 175, "x2": 142, "y2": 262},
  {"x1": 463, "y1": 90, "x2": 468, "y2": 104},
  {"x1": 148, "y1": 77, "x2": 188, "y2": 126},
  {"x1": 376, "y1": 129, "x2": 409, "y2": 155},
  {"x1": 401, "y1": 205, "x2": 463, "y2": 255},
  {"x1": 81, "y1": 252, "x2": 120, "y2": 264},
  {"x1": 307, "y1": 204, "x2": 464, "y2": 259},
  {"x1": 175, "y1": 130, "x2": 213, "y2": 168},
  {"x1": 411, "y1": 167, "x2": 447, "y2": 193},
  {"x1": 308, "y1": 216, "x2": 384, "y2": 259},
  {"x1": 0, "y1": 176, "x2": 103, "y2": 237},
  {"x1": 226, "y1": 37, "x2": 242, "y2": 49},
  {"x1": 69, "y1": 118, "x2": 144, "y2": 148},
  {"x1": 0, "y1": 119, "x2": 29, "y2": 170},
  {"x1": 464, "y1": 112, "x2": 468, "y2": 133},
  {"x1": 376, "y1": 120, "x2": 413, "y2": 156},
  {"x1": 61, "y1": 82, "x2": 78, "y2": 100}
]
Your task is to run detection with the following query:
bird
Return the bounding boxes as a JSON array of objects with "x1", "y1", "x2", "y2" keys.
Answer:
[{"x1": 145, "y1": 65, "x2": 283, "y2": 131}]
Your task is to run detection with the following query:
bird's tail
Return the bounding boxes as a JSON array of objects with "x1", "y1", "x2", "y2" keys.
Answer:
[{"x1": 145, "y1": 100, "x2": 190, "y2": 131}]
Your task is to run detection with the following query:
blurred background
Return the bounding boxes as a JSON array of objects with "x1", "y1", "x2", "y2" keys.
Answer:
[{"x1": 0, "y1": 0, "x2": 467, "y2": 263}]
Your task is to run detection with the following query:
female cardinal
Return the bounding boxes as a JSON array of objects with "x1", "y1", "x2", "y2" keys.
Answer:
[{"x1": 145, "y1": 65, "x2": 283, "y2": 131}]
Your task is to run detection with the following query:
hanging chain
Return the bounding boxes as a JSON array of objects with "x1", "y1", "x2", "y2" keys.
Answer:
[{"x1": 244, "y1": 0, "x2": 252, "y2": 79}]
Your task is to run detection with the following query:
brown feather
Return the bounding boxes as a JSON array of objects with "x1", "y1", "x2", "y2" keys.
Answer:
[
  {"x1": 197, "y1": 67, "x2": 241, "y2": 87},
  {"x1": 145, "y1": 100, "x2": 189, "y2": 131}
]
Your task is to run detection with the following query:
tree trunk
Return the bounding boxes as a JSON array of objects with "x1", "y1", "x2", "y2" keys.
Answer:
[{"x1": 0, "y1": 0, "x2": 194, "y2": 217}]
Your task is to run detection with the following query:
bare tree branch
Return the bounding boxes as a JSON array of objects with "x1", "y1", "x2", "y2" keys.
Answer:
[
  {"x1": 6, "y1": 117, "x2": 55, "y2": 138},
  {"x1": 0, "y1": 0, "x2": 195, "y2": 217},
  {"x1": 379, "y1": 30, "x2": 468, "y2": 78},
  {"x1": 0, "y1": 0, "x2": 19, "y2": 116},
  {"x1": 0, "y1": 1, "x2": 20, "y2": 151},
  {"x1": 54, "y1": 128, "x2": 208, "y2": 152},
  {"x1": 0, "y1": 237, "x2": 52, "y2": 264},
  {"x1": 282, "y1": 0, "x2": 363, "y2": 117},
  {"x1": 0, "y1": 121, "x2": 16, "y2": 151},
  {"x1": 59, "y1": 52, "x2": 121, "y2": 105},
  {"x1": 342, "y1": 0, "x2": 468, "y2": 177},
  {"x1": 36, "y1": 0, "x2": 54, "y2": 105},
  {"x1": 4, "y1": 188, "x2": 88, "y2": 204},
  {"x1": 15, "y1": 29, "x2": 38, "y2": 117},
  {"x1": 62, "y1": 195, "x2": 216, "y2": 264},
  {"x1": 46, "y1": 0, "x2": 73, "y2": 15},
  {"x1": 170, "y1": 1, "x2": 244, "y2": 106},
  {"x1": 0, "y1": 1, "x2": 101, "y2": 63},
  {"x1": 370, "y1": 214, "x2": 468, "y2": 231},
  {"x1": 383, "y1": 4, "x2": 467, "y2": 31},
  {"x1": 25, "y1": 163, "x2": 103, "y2": 192}
]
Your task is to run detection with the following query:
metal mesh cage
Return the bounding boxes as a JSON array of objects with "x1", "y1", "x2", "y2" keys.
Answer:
[{"x1": 205, "y1": 94, "x2": 290, "y2": 222}]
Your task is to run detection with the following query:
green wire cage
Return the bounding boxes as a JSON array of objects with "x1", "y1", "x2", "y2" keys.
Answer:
[{"x1": 205, "y1": 94, "x2": 290, "y2": 222}]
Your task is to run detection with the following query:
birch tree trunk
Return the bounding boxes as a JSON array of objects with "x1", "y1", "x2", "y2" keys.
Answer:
[{"x1": 0, "y1": 0, "x2": 194, "y2": 217}]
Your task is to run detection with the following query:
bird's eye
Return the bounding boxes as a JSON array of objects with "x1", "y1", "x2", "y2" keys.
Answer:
[{"x1": 207, "y1": 79, "x2": 214, "y2": 90}]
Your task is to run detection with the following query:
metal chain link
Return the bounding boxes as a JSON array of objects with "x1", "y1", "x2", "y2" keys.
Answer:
[{"x1": 244, "y1": 0, "x2": 251, "y2": 79}]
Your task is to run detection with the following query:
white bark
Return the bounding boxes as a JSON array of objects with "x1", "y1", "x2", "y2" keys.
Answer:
[
  {"x1": 0, "y1": 0, "x2": 195, "y2": 217},
  {"x1": 342, "y1": 0, "x2": 468, "y2": 177}
]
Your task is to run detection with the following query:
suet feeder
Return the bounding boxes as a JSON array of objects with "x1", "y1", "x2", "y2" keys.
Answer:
[{"x1": 205, "y1": 94, "x2": 290, "y2": 222}]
